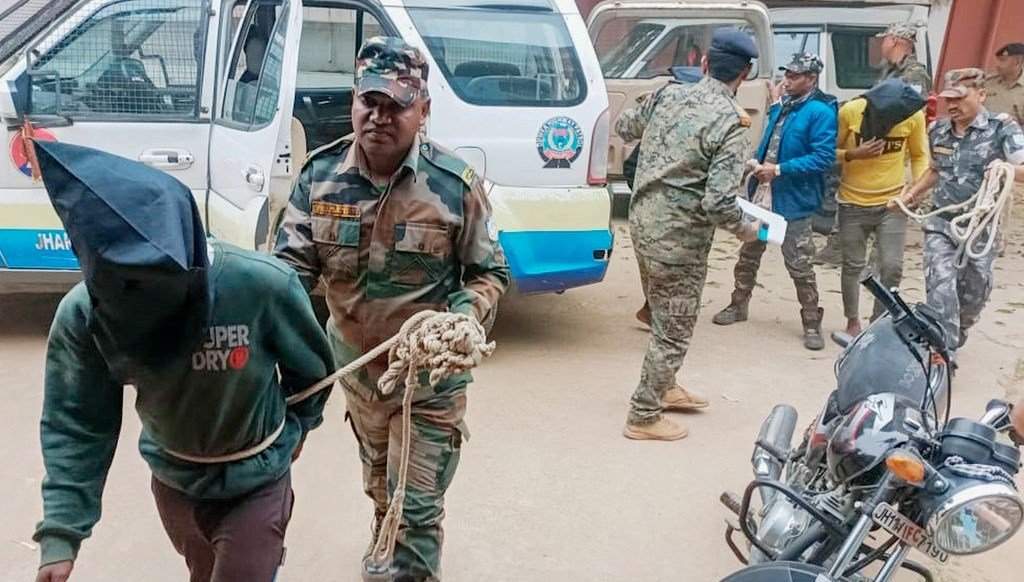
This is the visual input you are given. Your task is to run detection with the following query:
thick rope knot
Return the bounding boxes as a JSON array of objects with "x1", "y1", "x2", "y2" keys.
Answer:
[
  {"x1": 368, "y1": 310, "x2": 494, "y2": 570},
  {"x1": 896, "y1": 160, "x2": 1015, "y2": 268},
  {"x1": 378, "y1": 311, "x2": 495, "y2": 395}
]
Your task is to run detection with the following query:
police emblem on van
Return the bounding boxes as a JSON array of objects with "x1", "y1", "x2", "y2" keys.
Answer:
[
  {"x1": 9, "y1": 127, "x2": 57, "y2": 179},
  {"x1": 536, "y1": 116, "x2": 583, "y2": 169}
]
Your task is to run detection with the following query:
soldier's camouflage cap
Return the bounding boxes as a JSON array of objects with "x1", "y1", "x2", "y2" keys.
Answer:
[
  {"x1": 938, "y1": 68, "x2": 986, "y2": 98},
  {"x1": 876, "y1": 22, "x2": 918, "y2": 41},
  {"x1": 355, "y1": 36, "x2": 429, "y2": 108},
  {"x1": 780, "y1": 53, "x2": 823, "y2": 75}
]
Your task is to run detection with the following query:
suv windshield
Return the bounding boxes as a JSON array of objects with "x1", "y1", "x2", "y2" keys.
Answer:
[
  {"x1": 406, "y1": 7, "x2": 585, "y2": 107},
  {"x1": 593, "y1": 17, "x2": 760, "y2": 80}
]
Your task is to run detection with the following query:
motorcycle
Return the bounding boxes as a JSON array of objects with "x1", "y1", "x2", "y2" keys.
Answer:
[{"x1": 719, "y1": 276, "x2": 1024, "y2": 582}]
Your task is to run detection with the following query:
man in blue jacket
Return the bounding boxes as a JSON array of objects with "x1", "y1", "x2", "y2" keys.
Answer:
[{"x1": 712, "y1": 54, "x2": 838, "y2": 350}]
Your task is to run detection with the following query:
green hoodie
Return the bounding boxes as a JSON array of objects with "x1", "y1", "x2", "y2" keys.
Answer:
[{"x1": 34, "y1": 242, "x2": 334, "y2": 566}]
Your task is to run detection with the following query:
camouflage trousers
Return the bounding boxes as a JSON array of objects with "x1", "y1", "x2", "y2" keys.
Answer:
[
  {"x1": 731, "y1": 216, "x2": 819, "y2": 314},
  {"x1": 333, "y1": 332, "x2": 467, "y2": 582},
  {"x1": 924, "y1": 220, "x2": 997, "y2": 348},
  {"x1": 628, "y1": 235, "x2": 712, "y2": 425}
]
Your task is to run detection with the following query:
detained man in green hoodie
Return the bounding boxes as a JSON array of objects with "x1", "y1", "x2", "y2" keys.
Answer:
[{"x1": 31, "y1": 141, "x2": 335, "y2": 582}]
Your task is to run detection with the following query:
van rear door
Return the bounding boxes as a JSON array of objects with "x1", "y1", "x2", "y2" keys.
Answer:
[
  {"x1": 587, "y1": 1, "x2": 774, "y2": 180},
  {"x1": 206, "y1": 0, "x2": 303, "y2": 250},
  {"x1": 0, "y1": 0, "x2": 217, "y2": 273}
]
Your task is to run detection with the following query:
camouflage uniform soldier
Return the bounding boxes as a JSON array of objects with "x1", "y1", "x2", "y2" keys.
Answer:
[
  {"x1": 893, "y1": 69, "x2": 1024, "y2": 348},
  {"x1": 274, "y1": 37, "x2": 509, "y2": 581},
  {"x1": 617, "y1": 28, "x2": 762, "y2": 441},
  {"x1": 877, "y1": 23, "x2": 932, "y2": 96}
]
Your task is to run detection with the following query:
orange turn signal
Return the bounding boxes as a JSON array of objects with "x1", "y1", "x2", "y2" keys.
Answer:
[{"x1": 886, "y1": 452, "x2": 927, "y2": 484}]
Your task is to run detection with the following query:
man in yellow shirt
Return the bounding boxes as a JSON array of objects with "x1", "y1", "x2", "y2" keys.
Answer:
[{"x1": 835, "y1": 78, "x2": 929, "y2": 338}]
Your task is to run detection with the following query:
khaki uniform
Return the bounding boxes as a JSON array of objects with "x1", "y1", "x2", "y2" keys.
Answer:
[
  {"x1": 985, "y1": 71, "x2": 1024, "y2": 126},
  {"x1": 274, "y1": 134, "x2": 509, "y2": 580}
]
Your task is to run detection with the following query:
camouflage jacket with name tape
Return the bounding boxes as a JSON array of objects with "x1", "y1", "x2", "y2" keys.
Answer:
[{"x1": 273, "y1": 134, "x2": 509, "y2": 388}]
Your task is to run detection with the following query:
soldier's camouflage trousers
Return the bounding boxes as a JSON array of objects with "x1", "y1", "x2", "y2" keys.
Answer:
[
  {"x1": 628, "y1": 237, "x2": 712, "y2": 425},
  {"x1": 730, "y1": 216, "x2": 819, "y2": 315},
  {"x1": 924, "y1": 221, "x2": 997, "y2": 348},
  {"x1": 334, "y1": 330, "x2": 468, "y2": 582}
]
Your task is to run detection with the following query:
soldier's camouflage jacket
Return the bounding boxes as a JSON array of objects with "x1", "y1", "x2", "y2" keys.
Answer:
[
  {"x1": 880, "y1": 56, "x2": 933, "y2": 95},
  {"x1": 615, "y1": 76, "x2": 753, "y2": 264},
  {"x1": 274, "y1": 135, "x2": 509, "y2": 386},
  {"x1": 928, "y1": 109, "x2": 1024, "y2": 211}
]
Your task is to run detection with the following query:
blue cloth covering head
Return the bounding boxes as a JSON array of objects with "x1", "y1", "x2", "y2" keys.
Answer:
[
  {"x1": 707, "y1": 28, "x2": 759, "y2": 83},
  {"x1": 34, "y1": 140, "x2": 210, "y2": 375}
]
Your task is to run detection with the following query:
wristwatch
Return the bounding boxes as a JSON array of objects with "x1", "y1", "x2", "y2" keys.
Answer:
[{"x1": 774, "y1": 164, "x2": 782, "y2": 177}]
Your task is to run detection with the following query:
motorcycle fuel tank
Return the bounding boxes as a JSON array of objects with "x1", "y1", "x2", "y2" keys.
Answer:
[{"x1": 827, "y1": 393, "x2": 916, "y2": 485}]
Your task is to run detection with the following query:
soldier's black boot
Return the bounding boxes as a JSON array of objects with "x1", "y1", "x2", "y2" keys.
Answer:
[
  {"x1": 712, "y1": 290, "x2": 750, "y2": 326},
  {"x1": 801, "y1": 307, "x2": 825, "y2": 351}
]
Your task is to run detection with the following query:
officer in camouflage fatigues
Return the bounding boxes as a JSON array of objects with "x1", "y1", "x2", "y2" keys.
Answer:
[
  {"x1": 877, "y1": 23, "x2": 932, "y2": 96},
  {"x1": 274, "y1": 37, "x2": 509, "y2": 581},
  {"x1": 896, "y1": 69, "x2": 1024, "y2": 348},
  {"x1": 617, "y1": 29, "x2": 761, "y2": 441}
]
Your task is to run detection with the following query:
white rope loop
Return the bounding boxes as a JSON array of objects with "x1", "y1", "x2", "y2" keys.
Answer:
[
  {"x1": 369, "y1": 311, "x2": 494, "y2": 568},
  {"x1": 285, "y1": 310, "x2": 494, "y2": 570},
  {"x1": 896, "y1": 160, "x2": 1015, "y2": 268}
]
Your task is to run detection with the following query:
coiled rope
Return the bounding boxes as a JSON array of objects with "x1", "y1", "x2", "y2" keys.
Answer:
[
  {"x1": 895, "y1": 160, "x2": 1016, "y2": 268},
  {"x1": 287, "y1": 310, "x2": 495, "y2": 571}
]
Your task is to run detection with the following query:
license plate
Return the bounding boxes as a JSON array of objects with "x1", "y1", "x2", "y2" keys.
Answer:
[{"x1": 872, "y1": 502, "x2": 950, "y2": 565}]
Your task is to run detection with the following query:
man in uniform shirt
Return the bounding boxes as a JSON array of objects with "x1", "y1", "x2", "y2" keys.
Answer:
[
  {"x1": 892, "y1": 68, "x2": 1024, "y2": 348},
  {"x1": 615, "y1": 28, "x2": 762, "y2": 442},
  {"x1": 877, "y1": 22, "x2": 932, "y2": 96},
  {"x1": 274, "y1": 37, "x2": 509, "y2": 581},
  {"x1": 986, "y1": 42, "x2": 1024, "y2": 126}
]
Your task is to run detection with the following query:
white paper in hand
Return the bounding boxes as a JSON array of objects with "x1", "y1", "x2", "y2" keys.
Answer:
[{"x1": 736, "y1": 198, "x2": 787, "y2": 245}]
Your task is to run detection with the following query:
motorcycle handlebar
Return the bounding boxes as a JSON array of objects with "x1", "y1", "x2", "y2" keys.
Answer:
[{"x1": 859, "y1": 275, "x2": 952, "y2": 363}]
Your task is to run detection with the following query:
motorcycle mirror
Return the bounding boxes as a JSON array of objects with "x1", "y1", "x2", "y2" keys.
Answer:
[{"x1": 981, "y1": 399, "x2": 1012, "y2": 430}]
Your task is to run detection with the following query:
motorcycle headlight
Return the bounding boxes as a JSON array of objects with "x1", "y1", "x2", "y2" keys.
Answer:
[{"x1": 928, "y1": 482, "x2": 1024, "y2": 555}]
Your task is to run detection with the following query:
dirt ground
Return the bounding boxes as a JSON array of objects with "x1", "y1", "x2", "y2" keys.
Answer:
[{"x1": 2, "y1": 212, "x2": 1024, "y2": 581}]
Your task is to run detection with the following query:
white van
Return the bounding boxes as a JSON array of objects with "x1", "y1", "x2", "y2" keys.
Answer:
[
  {"x1": 0, "y1": 0, "x2": 613, "y2": 294},
  {"x1": 766, "y1": 1, "x2": 936, "y2": 104}
]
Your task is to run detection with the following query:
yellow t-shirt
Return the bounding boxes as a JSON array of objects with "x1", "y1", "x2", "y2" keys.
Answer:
[{"x1": 836, "y1": 98, "x2": 930, "y2": 206}]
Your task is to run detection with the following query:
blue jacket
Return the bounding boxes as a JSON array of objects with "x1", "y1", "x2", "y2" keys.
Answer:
[{"x1": 749, "y1": 89, "x2": 838, "y2": 221}]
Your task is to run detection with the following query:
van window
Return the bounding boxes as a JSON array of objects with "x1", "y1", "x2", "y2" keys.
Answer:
[
  {"x1": 773, "y1": 30, "x2": 821, "y2": 73},
  {"x1": 831, "y1": 26, "x2": 885, "y2": 90},
  {"x1": 298, "y1": 6, "x2": 382, "y2": 89},
  {"x1": 593, "y1": 18, "x2": 759, "y2": 80},
  {"x1": 291, "y1": 6, "x2": 385, "y2": 149},
  {"x1": 27, "y1": 0, "x2": 207, "y2": 119},
  {"x1": 406, "y1": 7, "x2": 586, "y2": 107},
  {"x1": 220, "y1": 0, "x2": 288, "y2": 128}
]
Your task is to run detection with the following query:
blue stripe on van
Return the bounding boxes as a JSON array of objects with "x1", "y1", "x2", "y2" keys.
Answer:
[
  {"x1": 0, "y1": 229, "x2": 79, "y2": 269},
  {"x1": 498, "y1": 229, "x2": 613, "y2": 294}
]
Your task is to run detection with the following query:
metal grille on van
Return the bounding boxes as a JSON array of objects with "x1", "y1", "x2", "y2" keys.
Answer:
[{"x1": 25, "y1": 0, "x2": 207, "y2": 118}]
